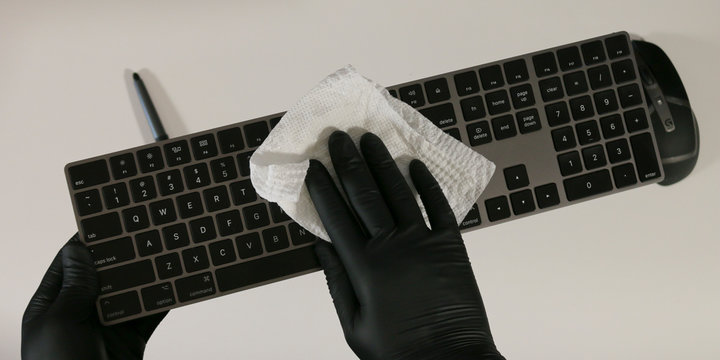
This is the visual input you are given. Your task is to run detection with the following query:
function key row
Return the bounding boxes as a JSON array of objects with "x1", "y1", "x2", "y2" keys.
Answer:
[{"x1": 69, "y1": 121, "x2": 273, "y2": 189}]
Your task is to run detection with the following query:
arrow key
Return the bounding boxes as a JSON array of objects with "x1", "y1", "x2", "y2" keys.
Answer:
[
  {"x1": 484, "y1": 196, "x2": 511, "y2": 222},
  {"x1": 534, "y1": 183, "x2": 560, "y2": 209},
  {"x1": 510, "y1": 189, "x2": 536, "y2": 215}
]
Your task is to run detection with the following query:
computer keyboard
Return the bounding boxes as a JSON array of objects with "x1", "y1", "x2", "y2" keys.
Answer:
[{"x1": 64, "y1": 31, "x2": 663, "y2": 325}]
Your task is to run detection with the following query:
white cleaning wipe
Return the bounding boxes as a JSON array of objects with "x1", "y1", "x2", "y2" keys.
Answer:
[{"x1": 249, "y1": 66, "x2": 495, "y2": 241}]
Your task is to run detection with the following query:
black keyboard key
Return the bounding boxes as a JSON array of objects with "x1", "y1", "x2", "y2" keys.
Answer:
[
  {"x1": 419, "y1": 103, "x2": 456, "y2": 128},
  {"x1": 454, "y1": 71, "x2": 480, "y2": 96},
  {"x1": 88, "y1": 237, "x2": 135, "y2": 268},
  {"x1": 618, "y1": 84, "x2": 643, "y2": 108},
  {"x1": 485, "y1": 90, "x2": 511, "y2": 115},
  {"x1": 612, "y1": 163, "x2": 638, "y2": 188},
  {"x1": 243, "y1": 203, "x2": 270, "y2": 230},
  {"x1": 576, "y1": 120, "x2": 601, "y2": 145},
  {"x1": 491, "y1": 115, "x2": 517, "y2": 140},
  {"x1": 460, "y1": 96, "x2": 486, "y2": 121},
  {"x1": 216, "y1": 209, "x2": 243, "y2": 236},
  {"x1": 137, "y1": 147, "x2": 164, "y2": 173},
  {"x1": 551, "y1": 126, "x2": 576, "y2": 151},
  {"x1": 399, "y1": 84, "x2": 425, "y2": 107},
  {"x1": 611, "y1": 59, "x2": 636, "y2": 83},
  {"x1": 215, "y1": 246, "x2": 319, "y2": 292},
  {"x1": 164, "y1": 140, "x2": 191, "y2": 166},
  {"x1": 478, "y1": 65, "x2": 504, "y2": 90},
  {"x1": 534, "y1": 183, "x2": 560, "y2": 209},
  {"x1": 516, "y1": 109, "x2": 541, "y2": 134},
  {"x1": 630, "y1": 133, "x2": 662, "y2": 182},
  {"x1": 459, "y1": 204, "x2": 481, "y2": 229},
  {"x1": 135, "y1": 230, "x2": 163, "y2": 257},
  {"x1": 162, "y1": 223, "x2": 190, "y2": 250},
  {"x1": 424, "y1": 78, "x2": 451, "y2": 103},
  {"x1": 503, "y1": 59, "x2": 529, "y2": 84},
  {"x1": 510, "y1": 190, "x2": 536, "y2": 215},
  {"x1": 270, "y1": 117, "x2": 283, "y2": 128},
  {"x1": 69, "y1": 159, "x2": 110, "y2": 190},
  {"x1": 563, "y1": 169, "x2": 613, "y2": 201},
  {"x1": 600, "y1": 114, "x2": 625, "y2": 139},
  {"x1": 100, "y1": 291, "x2": 141, "y2": 322},
  {"x1": 532, "y1": 52, "x2": 558, "y2": 77},
  {"x1": 288, "y1": 222, "x2": 317, "y2": 245},
  {"x1": 581, "y1": 40, "x2": 606, "y2": 65},
  {"x1": 563, "y1": 71, "x2": 589, "y2": 96},
  {"x1": 539, "y1": 77, "x2": 564, "y2": 102},
  {"x1": 582, "y1": 145, "x2": 607, "y2": 170},
  {"x1": 129, "y1": 176, "x2": 157, "y2": 203},
  {"x1": 184, "y1": 163, "x2": 211, "y2": 190},
  {"x1": 176, "y1": 192, "x2": 204, "y2": 219},
  {"x1": 230, "y1": 180, "x2": 257, "y2": 205},
  {"x1": 149, "y1": 199, "x2": 177, "y2": 225},
  {"x1": 237, "y1": 151, "x2": 253, "y2": 177},
  {"x1": 262, "y1": 226, "x2": 290, "y2": 252},
  {"x1": 605, "y1": 34, "x2": 630, "y2": 59},
  {"x1": 175, "y1": 272, "x2": 216, "y2": 302},
  {"x1": 182, "y1": 246, "x2": 210, "y2": 273},
  {"x1": 588, "y1": 65, "x2": 613, "y2": 90},
  {"x1": 503, "y1": 164, "x2": 529, "y2": 190},
  {"x1": 557, "y1": 46, "x2": 582, "y2": 71},
  {"x1": 606, "y1": 138, "x2": 631, "y2": 164},
  {"x1": 155, "y1": 253, "x2": 182, "y2": 279},
  {"x1": 593, "y1": 89, "x2": 619, "y2": 115},
  {"x1": 624, "y1": 108, "x2": 649, "y2": 133},
  {"x1": 209, "y1": 239, "x2": 237, "y2": 266},
  {"x1": 98, "y1": 260, "x2": 155, "y2": 294},
  {"x1": 485, "y1": 196, "x2": 511, "y2": 222},
  {"x1": 466, "y1": 121, "x2": 492, "y2": 146},
  {"x1": 122, "y1": 205, "x2": 150, "y2": 232},
  {"x1": 210, "y1": 157, "x2": 238, "y2": 183},
  {"x1": 444, "y1": 128, "x2": 461, "y2": 141},
  {"x1": 81, "y1": 212, "x2": 122, "y2": 242},
  {"x1": 75, "y1": 189, "x2": 102, "y2": 216},
  {"x1": 141, "y1": 283, "x2": 176, "y2": 311},
  {"x1": 157, "y1": 169, "x2": 184, "y2": 196},
  {"x1": 509, "y1": 84, "x2": 535, "y2": 109},
  {"x1": 109, "y1": 153, "x2": 137, "y2": 180},
  {"x1": 190, "y1": 134, "x2": 218, "y2": 160},
  {"x1": 388, "y1": 89, "x2": 398, "y2": 98},
  {"x1": 189, "y1": 216, "x2": 216, "y2": 243},
  {"x1": 203, "y1": 185, "x2": 230, "y2": 212},
  {"x1": 569, "y1": 96, "x2": 594, "y2": 120},
  {"x1": 236, "y1": 233, "x2": 263, "y2": 259},
  {"x1": 557, "y1": 151, "x2": 582, "y2": 176},
  {"x1": 269, "y1": 203, "x2": 291, "y2": 223},
  {"x1": 244, "y1": 121, "x2": 270, "y2": 148},
  {"x1": 217, "y1": 127, "x2": 245, "y2": 153},
  {"x1": 102, "y1": 183, "x2": 130, "y2": 209},
  {"x1": 545, "y1": 102, "x2": 571, "y2": 127}
]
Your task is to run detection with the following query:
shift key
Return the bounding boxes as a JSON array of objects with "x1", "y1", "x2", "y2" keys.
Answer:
[{"x1": 98, "y1": 260, "x2": 155, "y2": 294}]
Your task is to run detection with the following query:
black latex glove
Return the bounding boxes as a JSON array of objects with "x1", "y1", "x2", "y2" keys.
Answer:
[
  {"x1": 22, "y1": 234, "x2": 167, "y2": 360},
  {"x1": 306, "y1": 131, "x2": 505, "y2": 360}
]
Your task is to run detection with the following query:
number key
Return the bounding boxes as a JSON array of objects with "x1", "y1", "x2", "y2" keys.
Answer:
[
  {"x1": 545, "y1": 102, "x2": 570, "y2": 127},
  {"x1": 157, "y1": 169, "x2": 184, "y2": 196},
  {"x1": 606, "y1": 138, "x2": 631, "y2": 163},
  {"x1": 183, "y1": 163, "x2": 211, "y2": 190},
  {"x1": 600, "y1": 114, "x2": 625, "y2": 139},
  {"x1": 575, "y1": 120, "x2": 601, "y2": 145},
  {"x1": 129, "y1": 176, "x2": 157, "y2": 203},
  {"x1": 102, "y1": 183, "x2": 130, "y2": 209},
  {"x1": 557, "y1": 151, "x2": 582, "y2": 176},
  {"x1": 569, "y1": 96, "x2": 594, "y2": 120},
  {"x1": 210, "y1": 157, "x2": 238, "y2": 183}
]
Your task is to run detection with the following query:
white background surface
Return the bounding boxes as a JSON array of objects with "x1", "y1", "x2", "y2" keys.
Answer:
[{"x1": 1, "y1": 0, "x2": 719, "y2": 359}]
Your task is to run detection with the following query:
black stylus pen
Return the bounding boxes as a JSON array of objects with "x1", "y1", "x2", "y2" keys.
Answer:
[{"x1": 133, "y1": 72, "x2": 168, "y2": 141}]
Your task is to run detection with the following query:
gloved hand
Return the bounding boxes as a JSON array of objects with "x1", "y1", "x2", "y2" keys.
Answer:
[
  {"x1": 22, "y1": 234, "x2": 168, "y2": 360},
  {"x1": 306, "y1": 131, "x2": 505, "y2": 360}
]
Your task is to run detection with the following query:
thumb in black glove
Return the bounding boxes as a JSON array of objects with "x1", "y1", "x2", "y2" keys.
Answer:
[
  {"x1": 22, "y1": 234, "x2": 167, "y2": 360},
  {"x1": 306, "y1": 131, "x2": 505, "y2": 360}
]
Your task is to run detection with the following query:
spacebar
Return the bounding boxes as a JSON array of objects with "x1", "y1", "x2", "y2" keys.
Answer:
[{"x1": 215, "y1": 246, "x2": 320, "y2": 292}]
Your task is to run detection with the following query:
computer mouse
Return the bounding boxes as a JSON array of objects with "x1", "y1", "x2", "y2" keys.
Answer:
[{"x1": 632, "y1": 39, "x2": 699, "y2": 185}]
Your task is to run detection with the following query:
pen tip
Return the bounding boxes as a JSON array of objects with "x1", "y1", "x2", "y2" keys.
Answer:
[{"x1": 132, "y1": 72, "x2": 140, "y2": 80}]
